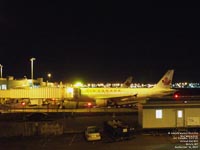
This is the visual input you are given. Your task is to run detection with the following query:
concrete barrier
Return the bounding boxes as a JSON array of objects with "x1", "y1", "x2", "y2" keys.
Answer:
[{"x1": 0, "y1": 121, "x2": 63, "y2": 137}]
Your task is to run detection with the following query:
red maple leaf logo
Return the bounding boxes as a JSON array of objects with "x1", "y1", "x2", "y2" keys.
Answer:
[{"x1": 162, "y1": 77, "x2": 171, "y2": 85}]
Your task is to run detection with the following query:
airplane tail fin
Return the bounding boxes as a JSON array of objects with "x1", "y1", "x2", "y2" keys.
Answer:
[
  {"x1": 153, "y1": 70, "x2": 174, "y2": 89},
  {"x1": 122, "y1": 76, "x2": 133, "y2": 88}
]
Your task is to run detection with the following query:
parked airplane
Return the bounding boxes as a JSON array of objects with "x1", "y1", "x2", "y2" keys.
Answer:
[{"x1": 78, "y1": 70, "x2": 176, "y2": 107}]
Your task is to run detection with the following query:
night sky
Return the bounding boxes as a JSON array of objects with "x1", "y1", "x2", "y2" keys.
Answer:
[{"x1": 0, "y1": 1, "x2": 200, "y2": 83}]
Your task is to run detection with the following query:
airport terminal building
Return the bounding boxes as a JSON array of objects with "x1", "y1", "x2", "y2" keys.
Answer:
[
  {"x1": 138, "y1": 99, "x2": 200, "y2": 130},
  {"x1": 0, "y1": 76, "x2": 46, "y2": 89}
]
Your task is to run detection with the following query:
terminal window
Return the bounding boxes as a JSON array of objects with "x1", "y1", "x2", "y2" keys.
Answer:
[
  {"x1": 177, "y1": 110, "x2": 183, "y2": 118},
  {"x1": 1, "y1": 84, "x2": 7, "y2": 90},
  {"x1": 155, "y1": 109, "x2": 163, "y2": 119}
]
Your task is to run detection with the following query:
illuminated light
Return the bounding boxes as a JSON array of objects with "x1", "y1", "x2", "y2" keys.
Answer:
[
  {"x1": 74, "y1": 82, "x2": 83, "y2": 87},
  {"x1": 21, "y1": 102, "x2": 26, "y2": 106},
  {"x1": 66, "y1": 87, "x2": 74, "y2": 93},
  {"x1": 173, "y1": 93, "x2": 180, "y2": 100},
  {"x1": 47, "y1": 73, "x2": 51, "y2": 78},
  {"x1": 87, "y1": 102, "x2": 92, "y2": 107},
  {"x1": 174, "y1": 94, "x2": 179, "y2": 98}
]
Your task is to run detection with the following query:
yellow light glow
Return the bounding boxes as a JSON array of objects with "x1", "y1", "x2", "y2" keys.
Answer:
[
  {"x1": 74, "y1": 82, "x2": 83, "y2": 87},
  {"x1": 47, "y1": 73, "x2": 51, "y2": 78}
]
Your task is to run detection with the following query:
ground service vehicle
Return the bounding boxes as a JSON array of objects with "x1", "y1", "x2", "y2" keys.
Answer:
[{"x1": 104, "y1": 119, "x2": 135, "y2": 141}]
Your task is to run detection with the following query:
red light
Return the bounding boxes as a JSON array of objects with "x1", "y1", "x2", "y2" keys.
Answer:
[
  {"x1": 174, "y1": 94, "x2": 179, "y2": 98},
  {"x1": 87, "y1": 102, "x2": 92, "y2": 107},
  {"x1": 21, "y1": 102, "x2": 26, "y2": 106},
  {"x1": 173, "y1": 93, "x2": 180, "y2": 100}
]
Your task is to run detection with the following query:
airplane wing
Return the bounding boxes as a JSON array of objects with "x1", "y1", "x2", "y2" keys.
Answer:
[
  {"x1": 95, "y1": 94, "x2": 137, "y2": 99},
  {"x1": 102, "y1": 94, "x2": 139, "y2": 106},
  {"x1": 105, "y1": 94, "x2": 137, "y2": 101}
]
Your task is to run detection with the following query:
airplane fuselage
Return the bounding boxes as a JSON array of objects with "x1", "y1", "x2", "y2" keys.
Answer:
[
  {"x1": 81, "y1": 87, "x2": 175, "y2": 98},
  {"x1": 80, "y1": 87, "x2": 176, "y2": 106}
]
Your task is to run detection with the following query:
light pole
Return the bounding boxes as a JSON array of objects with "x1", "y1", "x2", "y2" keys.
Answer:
[
  {"x1": 30, "y1": 58, "x2": 36, "y2": 79},
  {"x1": 47, "y1": 73, "x2": 51, "y2": 81},
  {"x1": 0, "y1": 64, "x2": 3, "y2": 78},
  {"x1": 47, "y1": 73, "x2": 51, "y2": 87}
]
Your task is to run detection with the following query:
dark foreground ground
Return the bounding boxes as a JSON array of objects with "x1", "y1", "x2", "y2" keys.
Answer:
[{"x1": 0, "y1": 132, "x2": 195, "y2": 150}]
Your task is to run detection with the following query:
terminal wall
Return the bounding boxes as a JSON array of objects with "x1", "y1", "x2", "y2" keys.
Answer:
[
  {"x1": 140, "y1": 106, "x2": 200, "y2": 129},
  {"x1": 142, "y1": 109, "x2": 176, "y2": 128},
  {"x1": 185, "y1": 108, "x2": 200, "y2": 127}
]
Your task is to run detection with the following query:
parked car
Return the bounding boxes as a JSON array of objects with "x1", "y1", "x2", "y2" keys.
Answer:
[{"x1": 84, "y1": 126, "x2": 102, "y2": 141}]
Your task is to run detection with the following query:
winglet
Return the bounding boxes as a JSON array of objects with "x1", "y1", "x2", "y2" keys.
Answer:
[{"x1": 154, "y1": 70, "x2": 174, "y2": 89}]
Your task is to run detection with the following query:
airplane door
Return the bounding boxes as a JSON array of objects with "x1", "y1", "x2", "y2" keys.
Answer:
[{"x1": 176, "y1": 109, "x2": 184, "y2": 127}]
